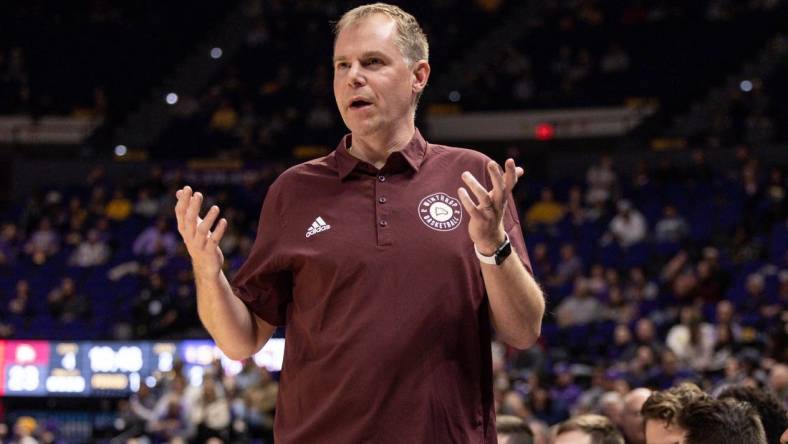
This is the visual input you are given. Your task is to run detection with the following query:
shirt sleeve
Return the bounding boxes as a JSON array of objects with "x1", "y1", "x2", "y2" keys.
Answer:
[{"x1": 230, "y1": 181, "x2": 293, "y2": 326}]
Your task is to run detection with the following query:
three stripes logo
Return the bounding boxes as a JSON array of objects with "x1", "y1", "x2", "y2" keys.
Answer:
[{"x1": 305, "y1": 216, "x2": 331, "y2": 238}]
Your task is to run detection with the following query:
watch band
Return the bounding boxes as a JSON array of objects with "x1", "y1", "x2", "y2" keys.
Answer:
[{"x1": 474, "y1": 233, "x2": 512, "y2": 265}]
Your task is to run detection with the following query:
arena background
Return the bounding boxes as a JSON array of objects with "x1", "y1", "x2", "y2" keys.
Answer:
[{"x1": 0, "y1": 0, "x2": 786, "y2": 443}]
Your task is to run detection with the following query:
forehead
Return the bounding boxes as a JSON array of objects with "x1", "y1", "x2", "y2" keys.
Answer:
[
  {"x1": 645, "y1": 420, "x2": 685, "y2": 444},
  {"x1": 334, "y1": 14, "x2": 400, "y2": 59},
  {"x1": 555, "y1": 430, "x2": 592, "y2": 444}
]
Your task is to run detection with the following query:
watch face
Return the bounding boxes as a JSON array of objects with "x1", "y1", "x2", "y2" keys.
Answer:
[{"x1": 495, "y1": 241, "x2": 513, "y2": 265}]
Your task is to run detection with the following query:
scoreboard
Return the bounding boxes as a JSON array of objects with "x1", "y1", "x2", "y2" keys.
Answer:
[{"x1": 0, "y1": 339, "x2": 284, "y2": 397}]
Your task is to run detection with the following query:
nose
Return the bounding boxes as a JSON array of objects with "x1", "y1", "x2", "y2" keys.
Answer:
[{"x1": 346, "y1": 61, "x2": 365, "y2": 87}]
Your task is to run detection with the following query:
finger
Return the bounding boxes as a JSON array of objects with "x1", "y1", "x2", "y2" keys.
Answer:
[
  {"x1": 487, "y1": 161, "x2": 506, "y2": 205},
  {"x1": 211, "y1": 218, "x2": 229, "y2": 244},
  {"x1": 184, "y1": 192, "x2": 203, "y2": 237},
  {"x1": 198, "y1": 205, "x2": 220, "y2": 235},
  {"x1": 461, "y1": 171, "x2": 493, "y2": 208},
  {"x1": 174, "y1": 186, "x2": 193, "y2": 232},
  {"x1": 503, "y1": 159, "x2": 518, "y2": 193},
  {"x1": 515, "y1": 166, "x2": 525, "y2": 178},
  {"x1": 457, "y1": 187, "x2": 483, "y2": 219}
]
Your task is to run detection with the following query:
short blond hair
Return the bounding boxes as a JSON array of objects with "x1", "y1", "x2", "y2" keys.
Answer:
[
  {"x1": 555, "y1": 414, "x2": 624, "y2": 444},
  {"x1": 333, "y1": 3, "x2": 429, "y2": 65}
]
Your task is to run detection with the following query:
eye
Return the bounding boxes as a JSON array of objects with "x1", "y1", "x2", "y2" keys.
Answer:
[
  {"x1": 365, "y1": 58, "x2": 383, "y2": 66},
  {"x1": 335, "y1": 62, "x2": 349, "y2": 70}
]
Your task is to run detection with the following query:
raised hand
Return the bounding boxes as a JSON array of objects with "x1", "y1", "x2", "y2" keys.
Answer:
[
  {"x1": 174, "y1": 186, "x2": 229, "y2": 276},
  {"x1": 457, "y1": 158, "x2": 524, "y2": 255}
]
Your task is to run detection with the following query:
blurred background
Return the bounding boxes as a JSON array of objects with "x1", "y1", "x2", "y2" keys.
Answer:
[{"x1": 0, "y1": 0, "x2": 786, "y2": 443}]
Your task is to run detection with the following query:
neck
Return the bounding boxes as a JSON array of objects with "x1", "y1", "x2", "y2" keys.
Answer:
[{"x1": 348, "y1": 120, "x2": 415, "y2": 169}]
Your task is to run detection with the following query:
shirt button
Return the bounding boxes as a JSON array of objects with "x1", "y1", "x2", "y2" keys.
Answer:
[
  {"x1": 378, "y1": 175, "x2": 386, "y2": 182},
  {"x1": 378, "y1": 197, "x2": 387, "y2": 204},
  {"x1": 379, "y1": 219, "x2": 388, "y2": 227}
]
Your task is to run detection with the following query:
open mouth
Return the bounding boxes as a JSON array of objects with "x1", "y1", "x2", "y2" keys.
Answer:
[{"x1": 349, "y1": 99, "x2": 372, "y2": 110}]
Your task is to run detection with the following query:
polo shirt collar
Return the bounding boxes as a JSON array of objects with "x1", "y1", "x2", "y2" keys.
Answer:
[{"x1": 335, "y1": 128, "x2": 428, "y2": 179}]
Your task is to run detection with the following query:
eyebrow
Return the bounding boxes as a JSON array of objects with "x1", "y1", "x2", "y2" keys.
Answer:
[{"x1": 333, "y1": 51, "x2": 389, "y2": 64}]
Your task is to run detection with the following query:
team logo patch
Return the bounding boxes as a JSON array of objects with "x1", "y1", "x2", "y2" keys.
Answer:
[{"x1": 418, "y1": 192, "x2": 462, "y2": 231}]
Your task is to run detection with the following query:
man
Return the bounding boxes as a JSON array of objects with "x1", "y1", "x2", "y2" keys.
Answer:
[
  {"x1": 174, "y1": 3, "x2": 544, "y2": 443},
  {"x1": 717, "y1": 385, "x2": 788, "y2": 444},
  {"x1": 641, "y1": 383, "x2": 708, "y2": 444},
  {"x1": 678, "y1": 398, "x2": 767, "y2": 444},
  {"x1": 496, "y1": 415, "x2": 534, "y2": 444},
  {"x1": 553, "y1": 414, "x2": 625, "y2": 444},
  {"x1": 621, "y1": 388, "x2": 651, "y2": 444}
]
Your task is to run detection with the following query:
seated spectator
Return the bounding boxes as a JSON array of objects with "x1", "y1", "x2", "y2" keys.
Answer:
[
  {"x1": 133, "y1": 216, "x2": 177, "y2": 257},
  {"x1": 666, "y1": 306, "x2": 715, "y2": 372},
  {"x1": 717, "y1": 385, "x2": 788, "y2": 444},
  {"x1": 651, "y1": 349, "x2": 697, "y2": 390},
  {"x1": 586, "y1": 155, "x2": 617, "y2": 206},
  {"x1": 551, "y1": 243, "x2": 584, "y2": 287},
  {"x1": 678, "y1": 398, "x2": 767, "y2": 444},
  {"x1": 551, "y1": 363, "x2": 583, "y2": 411},
  {"x1": 105, "y1": 189, "x2": 133, "y2": 221},
  {"x1": 23, "y1": 218, "x2": 59, "y2": 263},
  {"x1": 641, "y1": 383, "x2": 708, "y2": 444},
  {"x1": 496, "y1": 415, "x2": 534, "y2": 444},
  {"x1": 188, "y1": 375, "x2": 231, "y2": 443},
  {"x1": 0, "y1": 222, "x2": 20, "y2": 266},
  {"x1": 524, "y1": 187, "x2": 566, "y2": 226},
  {"x1": 596, "y1": 391, "x2": 625, "y2": 430},
  {"x1": 47, "y1": 277, "x2": 90, "y2": 323},
  {"x1": 68, "y1": 228, "x2": 111, "y2": 267},
  {"x1": 135, "y1": 188, "x2": 161, "y2": 219},
  {"x1": 557, "y1": 277, "x2": 603, "y2": 327},
  {"x1": 607, "y1": 200, "x2": 647, "y2": 248},
  {"x1": 654, "y1": 205, "x2": 689, "y2": 244},
  {"x1": 7, "y1": 279, "x2": 33, "y2": 319},
  {"x1": 553, "y1": 414, "x2": 624, "y2": 444},
  {"x1": 621, "y1": 388, "x2": 651, "y2": 444}
]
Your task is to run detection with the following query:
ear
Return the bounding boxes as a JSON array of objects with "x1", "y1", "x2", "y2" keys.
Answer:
[{"x1": 411, "y1": 60, "x2": 430, "y2": 94}]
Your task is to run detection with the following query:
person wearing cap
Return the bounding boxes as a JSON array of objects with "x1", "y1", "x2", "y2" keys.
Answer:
[{"x1": 173, "y1": 3, "x2": 544, "y2": 443}]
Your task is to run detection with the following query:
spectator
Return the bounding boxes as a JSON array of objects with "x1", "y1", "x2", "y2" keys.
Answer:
[
  {"x1": 608, "y1": 200, "x2": 647, "y2": 248},
  {"x1": 654, "y1": 205, "x2": 689, "y2": 244},
  {"x1": 557, "y1": 277, "x2": 603, "y2": 327},
  {"x1": 524, "y1": 187, "x2": 566, "y2": 226},
  {"x1": 68, "y1": 228, "x2": 111, "y2": 267},
  {"x1": 586, "y1": 155, "x2": 617, "y2": 205},
  {"x1": 105, "y1": 190, "x2": 133, "y2": 221},
  {"x1": 551, "y1": 243, "x2": 584, "y2": 287},
  {"x1": 8, "y1": 279, "x2": 34, "y2": 319},
  {"x1": 666, "y1": 306, "x2": 715, "y2": 372},
  {"x1": 134, "y1": 188, "x2": 161, "y2": 219},
  {"x1": 678, "y1": 398, "x2": 767, "y2": 444},
  {"x1": 496, "y1": 415, "x2": 534, "y2": 444},
  {"x1": 620, "y1": 388, "x2": 651, "y2": 444},
  {"x1": 0, "y1": 223, "x2": 20, "y2": 266},
  {"x1": 188, "y1": 375, "x2": 231, "y2": 443},
  {"x1": 717, "y1": 385, "x2": 788, "y2": 444},
  {"x1": 24, "y1": 218, "x2": 59, "y2": 263},
  {"x1": 47, "y1": 277, "x2": 90, "y2": 323},
  {"x1": 641, "y1": 383, "x2": 708, "y2": 444},
  {"x1": 553, "y1": 414, "x2": 624, "y2": 444},
  {"x1": 133, "y1": 217, "x2": 177, "y2": 257}
]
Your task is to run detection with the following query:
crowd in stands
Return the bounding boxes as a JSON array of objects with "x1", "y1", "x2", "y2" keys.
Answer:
[{"x1": 0, "y1": 143, "x2": 785, "y2": 442}]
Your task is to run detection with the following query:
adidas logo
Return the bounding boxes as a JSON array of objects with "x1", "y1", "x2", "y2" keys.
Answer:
[{"x1": 305, "y1": 216, "x2": 331, "y2": 238}]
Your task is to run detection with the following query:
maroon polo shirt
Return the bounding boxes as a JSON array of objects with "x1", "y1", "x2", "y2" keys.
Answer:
[{"x1": 231, "y1": 128, "x2": 531, "y2": 443}]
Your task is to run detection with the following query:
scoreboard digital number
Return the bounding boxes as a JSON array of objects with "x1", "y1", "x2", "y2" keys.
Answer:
[{"x1": 0, "y1": 338, "x2": 284, "y2": 397}]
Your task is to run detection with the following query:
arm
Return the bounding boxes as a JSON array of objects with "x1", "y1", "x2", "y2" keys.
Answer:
[
  {"x1": 175, "y1": 186, "x2": 275, "y2": 360},
  {"x1": 458, "y1": 159, "x2": 545, "y2": 350}
]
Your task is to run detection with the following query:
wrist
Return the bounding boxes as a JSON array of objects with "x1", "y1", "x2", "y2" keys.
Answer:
[{"x1": 475, "y1": 230, "x2": 507, "y2": 256}]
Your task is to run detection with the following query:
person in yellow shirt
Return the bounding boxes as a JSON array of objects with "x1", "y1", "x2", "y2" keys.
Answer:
[{"x1": 524, "y1": 187, "x2": 566, "y2": 226}]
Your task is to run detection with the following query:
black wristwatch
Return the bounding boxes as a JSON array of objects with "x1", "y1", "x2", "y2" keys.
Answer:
[{"x1": 474, "y1": 234, "x2": 513, "y2": 266}]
